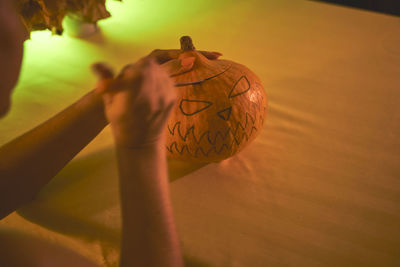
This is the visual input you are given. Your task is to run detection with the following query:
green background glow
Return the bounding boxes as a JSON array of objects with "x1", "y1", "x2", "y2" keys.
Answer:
[
  {"x1": 2, "y1": 0, "x2": 237, "y2": 145},
  {"x1": 18, "y1": 0, "x2": 231, "y2": 93}
]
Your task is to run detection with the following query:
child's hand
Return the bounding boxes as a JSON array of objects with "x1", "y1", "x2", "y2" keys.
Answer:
[
  {"x1": 92, "y1": 57, "x2": 176, "y2": 148},
  {"x1": 91, "y1": 49, "x2": 221, "y2": 148}
]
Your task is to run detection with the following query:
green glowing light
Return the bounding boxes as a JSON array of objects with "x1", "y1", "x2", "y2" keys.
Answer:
[
  {"x1": 16, "y1": 0, "x2": 226, "y2": 98},
  {"x1": 101, "y1": 0, "x2": 223, "y2": 41}
]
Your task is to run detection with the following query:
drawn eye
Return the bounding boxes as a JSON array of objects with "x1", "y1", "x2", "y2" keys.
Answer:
[
  {"x1": 228, "y1": 75, "x2": 251, "y2": 98},
  {"x1": 179, "y1": 99, "x2": 213, "y2": 116}
]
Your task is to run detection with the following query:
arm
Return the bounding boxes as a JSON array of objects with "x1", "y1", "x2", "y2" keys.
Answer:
[
  {"x1": 93, "y1": 58, "x2": 183, "y2": 267},
  {"x1": 0, "y1": 48, "x2": 220, "y2": 220},
  {"x1": 117, "y1": 143, "x2": 183, "y2": 267},
  {"x1": 0, "y1": 90, "x2": 107, "y2": 219}
]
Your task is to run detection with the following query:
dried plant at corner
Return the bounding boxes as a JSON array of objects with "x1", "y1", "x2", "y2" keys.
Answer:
[{"x1": 14, "y1": 0, "x2": 119, "y2": 38}]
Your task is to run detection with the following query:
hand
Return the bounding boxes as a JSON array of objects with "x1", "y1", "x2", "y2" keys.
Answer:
[
  {"x1": 91, "y1": 49, "x2": 222, "y2": 148},
  {"x1": 92, "y1": 57, "x2": 176, "y2": 148}
]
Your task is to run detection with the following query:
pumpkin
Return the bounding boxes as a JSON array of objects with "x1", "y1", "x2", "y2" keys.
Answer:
[{"x1": 162, "y1": 36, "x2": 267, "y2": 162}]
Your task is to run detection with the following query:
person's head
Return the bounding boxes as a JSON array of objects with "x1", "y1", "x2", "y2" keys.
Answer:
[{"x1": 0, "y1": 0, "x2": 25, "y2": 117}]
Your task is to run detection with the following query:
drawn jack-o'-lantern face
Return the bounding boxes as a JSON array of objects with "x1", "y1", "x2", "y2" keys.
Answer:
[{"x1": 163, "y1": 37, "x2": 267, "y2": 162}]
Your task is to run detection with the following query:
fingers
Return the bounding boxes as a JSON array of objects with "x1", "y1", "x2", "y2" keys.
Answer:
[
  {"x1": 119, "y1": 57, "x2": 153, "y2": 88},
  {"x1": 91, "y1": 59, "x2": 148, "y2": 95},
  {"x1": 91, "y1": 62, "x2": 114, "y2": 79},
  {"x1": 149, "y1": 49, "x2": 181, "y2": 64},
  {"x1": 91, "y1": 63, "x2": 115, "y2": 94},
  {"x1": 161, "y1": 56, "x2": 196, "y2": 77},
  {"x1": 149, "y1": 49, "x2": 222, "y2": 64},
  {"x1": 102, "y1": 58, "x2": 155, "y2": 97}
]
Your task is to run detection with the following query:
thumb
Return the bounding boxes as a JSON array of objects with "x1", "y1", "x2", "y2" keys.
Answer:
[
  {"x1": 91, "y1": 62, "x2": 115, "y2": 94},
  {"x1": 161, "y1": 56, "x2": 196, "y2": 77}
]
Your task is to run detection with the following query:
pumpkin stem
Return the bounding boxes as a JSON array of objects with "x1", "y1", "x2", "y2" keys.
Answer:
[{"x1": 180, "y1": 36, "x2": 195, "y2": 51}]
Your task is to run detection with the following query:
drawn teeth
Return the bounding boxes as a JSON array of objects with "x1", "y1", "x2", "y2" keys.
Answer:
[
  {"x1": 166, "y1": 111, "x2": 262, "y2": 158},
  {"x1": 168, "y1": 112, "x2": 257, "y2": 145}
]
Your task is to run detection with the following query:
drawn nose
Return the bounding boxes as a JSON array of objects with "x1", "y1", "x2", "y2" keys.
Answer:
[{"x1": 217, "y1": 106, "x2": 232, "y2": 120}]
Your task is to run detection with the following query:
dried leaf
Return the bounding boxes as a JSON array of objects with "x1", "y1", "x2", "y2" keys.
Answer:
[{"x1": 14, "y1": 0, "x2": 118, "y2": 38}]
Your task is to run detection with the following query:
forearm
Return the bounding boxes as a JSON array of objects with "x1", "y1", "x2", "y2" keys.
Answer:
[
  {"x1": 0, "y1": 90, "x2": 108, "y2": 219},
  {"x1": 116, "y1": 142, "x2": 183, "y2": 267}
]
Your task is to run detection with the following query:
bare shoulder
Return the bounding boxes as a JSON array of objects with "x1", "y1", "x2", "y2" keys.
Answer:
[{"x1": 0, "y1": 226, "x2": 100, "y2": 267}]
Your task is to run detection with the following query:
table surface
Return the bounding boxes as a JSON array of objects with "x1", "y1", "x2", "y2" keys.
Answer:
[{"x1": 1, "y1": 0, "x2": 400, "y2": 266}]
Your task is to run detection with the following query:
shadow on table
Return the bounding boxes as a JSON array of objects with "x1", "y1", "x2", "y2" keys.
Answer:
[{"x1": 17, "y1": 147, "x2": 208, "y2": 266}]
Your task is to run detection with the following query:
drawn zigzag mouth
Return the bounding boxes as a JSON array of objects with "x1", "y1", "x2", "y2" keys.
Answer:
[{"x1": 166, "y1": 112, "x2": 260, "y2": 157}]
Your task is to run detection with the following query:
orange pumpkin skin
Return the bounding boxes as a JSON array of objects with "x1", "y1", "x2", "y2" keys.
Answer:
[{"x1": 163, "y1": 37, "x2": 267, "y2": 162}]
